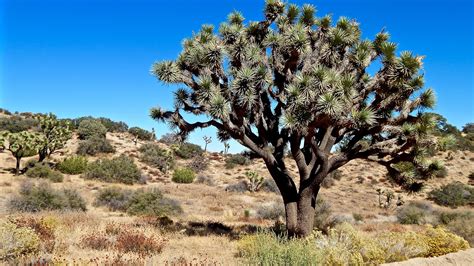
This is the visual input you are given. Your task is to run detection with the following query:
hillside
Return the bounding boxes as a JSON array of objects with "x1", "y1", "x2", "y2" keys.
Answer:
[{"x1": 1, "y1": 125, "x2": 473, "y2": 264}]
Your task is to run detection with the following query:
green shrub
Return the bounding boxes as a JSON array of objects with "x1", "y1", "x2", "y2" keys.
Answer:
[
  {"x1": 0, "y1": 116, "x2": 39, "y2": 133},
  {"x1": 77, "y1": 119, "x2": 107, "y2": 140},
  {"x1": 57, "y1": 156, "x2": 88, "y2": 174},
  {"x1": 94, "y1": 187, "x2": 181, "y2": 216},
  {"x1": 174, "y1": 142, "x2": 203, "y2": 159},
  {"x1": 126, "y1": 189, "x2": 182, "y2": 216},
  {"x1": 8, "y1": 181, "x2": 86, "y2": 212},
  {"x1": 25, "y1": 163, "x2": 64, "y2": 183},
  {"x1": 237, "y1": 223, "x2": 469, "y2": 265},
  {"x1": 313, "y1": 197, "x2": 337, "y2": 232},
  {"x1": 436, "y1": 211, "x2": 474, "y2": 245},
  {"x1": 256, "y1": 202, "x2": 285, "y2": 220},
  {"x1": 128, "y1": 127, "x2": 153, "y2": 140},
  {"x1": 97, "y1": 117, "x2": 128, "y2": 133},
  {"x1": 138, "y1": 144, "x2": 174, "y2": 173},
  {"x1": 172, "y1": 167, "x2": 195, "y2": 183},
  {"x1": 224, "y1": 154, "x2": 250, "y2": 169},
  {"x1": 422, "y1": 226, "x2": 469, "y2": 257},
  {"x1": 397, "y1": 201, "x2": 432, "y2": 224},
  {"x1": 77, "y1": 137, "x2": 115, "y2": 156},
  {"x1": 0, "y1": 221, "x2": 40, "y2": 260},
  {"x1": 94, "y1": 187, "x2": 132, "y2": 211},
  {"x1": 429, "y1": 182, "x2": 474, "y2": 207},
  {"x1": 82, "y1": 155, "x2": 141, "y2": 184}
]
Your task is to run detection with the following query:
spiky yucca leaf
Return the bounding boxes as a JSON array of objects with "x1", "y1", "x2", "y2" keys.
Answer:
[
  {"x1": 150, "y1": 107, "x2": 167, "y2": 122},
  {"x1": 264, "y1": 0, "x2": 285, "y2": 20},
  {"x1": 351, "y1": 107, "x2": 377, "y2": 127},
  {"x1": 299, "y1": 4, "x2": 316, "y2": 26},
  {"x1": 316, "y1": 15, "x2": 331, "y2": 29},
  {"x1": 209, "y1": 95, "x2": 229, "y2": 120},
  {"x1": 173, "y1": 88, "x2": 189, "y2": 108},
  {"x1": 379, "y1": 42, "x2": 397, "y2": 62},
  {"x1": 419, "y1": 88, "x2": 436, "y2": 109},
  {"x1": 151, "y1": 61, "x2": 181, "y2": 83},
  {"x1": 316, "y1": 93, "x2": 342, "y2": 116},
  {"x1": 228, "y1": 11, "x2": 245, "y2": 25},
  {"x1": 286, "y1": 4, "x2": 299, "y2": 24}
]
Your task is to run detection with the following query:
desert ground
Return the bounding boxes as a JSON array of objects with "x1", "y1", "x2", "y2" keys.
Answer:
[{"x1": 1, "y1": 125, "x2": 473, "y2": 264}]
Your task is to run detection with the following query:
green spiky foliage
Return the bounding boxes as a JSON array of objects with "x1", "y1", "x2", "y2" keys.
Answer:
[
  {"x1": 37, "y1": 113, "x2": 72, "y2": 162},
  {"x1": 150, "y1": 1, "x2": 435, "y2": 237},
  {"x1": 0, "y1": 131, "x2": 44, "y2": 175}
]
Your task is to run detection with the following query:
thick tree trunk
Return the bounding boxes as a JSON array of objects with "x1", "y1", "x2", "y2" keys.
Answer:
[
  {"x1": 38, "y1": 148, "x2": 47, "y2": 162},
  {"x1": 15, "y1": 157, "x2": 21, "y2": 176},
  {"x1": 285, "y1": 186, "x2": 319, "y2": 238}
]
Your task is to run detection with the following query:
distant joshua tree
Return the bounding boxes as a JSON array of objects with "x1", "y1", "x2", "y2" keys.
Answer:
[
  {"x1": 223, "y1": 142, "x2": 230, "y2": 155},
  {"x1": 150, "y1": 1, "x2": 438, "y2": 237},
  {"x1": 203, "y1": 135, "x2": 212, "y2": 152}
]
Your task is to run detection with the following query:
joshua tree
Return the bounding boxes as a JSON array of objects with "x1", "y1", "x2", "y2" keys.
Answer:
[
  {"x1": 223, "y1": 142, "x2": 230, "y2": 154},
  {"x1": 203, "y1": 135, "x2": 212, "y2": 152},
  {"x1": 37, "y1": 113, "x2": 72, "y2": 162},
  {"x1": 0, "y1": 131, "x2": 44, "y2": 175},
  {"x1": 150, "y1": 1, "x2": 436, "y2": 237}
]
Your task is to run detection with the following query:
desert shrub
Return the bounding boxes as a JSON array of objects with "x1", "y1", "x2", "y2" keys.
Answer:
[
  {"x1": 0, "y1": 116, "x2": 39, "y2": 133},
  {"x1": 186, "y1": 155, "x2": 209, "y2": 173},
  {"x1": 9, "y1": 216, "x2": 56, "y2": 253},
  {"x1": 429, "y1": 181, "x2": 474, "y2": 207},
  {"x1": 25, "y1": 163, "x2": 64, "y2": 183},
  {"x1": 313, "y1": 197, "x2": 337, "y2": 232},
  {"x1": 8, "y1": 182, "x2": 86, "y2": 212},
  {"x1": 376, "y1": 231, "x2": 429, "y2": 262},
  {"x1": 94, "y1": 187, "x2": 132, "y2": 211},
  {"x1": 126, "y1": 189, "x2": 182, "y2": 216},
  {"x1": 97, "y1": 117, "x2": 128, "y2": 133},
  {"x1": 95, "y1": 187, "x2": 181, "y2": 217},
  {"x1": 0, "y1": 221, "x2": 40, "y2": 260},
  {"x1": 224, "y1": 154, "x2": 250, "y2": 169},
  {"x1": 421, "y1": 226, "x2": 469, "y2": 257},
  {"x1": 436, "y1": 210, "x2": 474, "y2": 245},
  {"x1": 238, "y1": 223, "x2": 469, "y2": 265},
  {"x1": 238, "y1": 232, "x2": 322, "y2": 265},
  {"x1": 174, "y1": 142, "x2": 203, "y2": 159},
  {"x1": 171, "y1": 167, "x2": 195, "y2": 184},
  {"x1": 77, "y1": 136, "x2": 115, "y2": 156},
  {"x1": 353, "y1": 213, "x2": 364, "y2": 222},
  {"x1": 77, "y1": 119, "x2": 107, "y2": 140},
  {"x1": 261, "y1": 178, "x2": 279, "y2": 193},
  {"x1": 80, "y1": 233, "x2": 111, "y2": 250},
  {"x1": 115, "y1": 230, "x2": 165, "y2": 255},
  {"x1": 82, "y1": 155, "x2": 141, "y2": 184},
  {"x1": 195, "y1": 175, "x2": 215, "y2": 186},
  {"x1": 138, "y1": 143, "x2": 174, "y2": 173},
  {"x1": 158, "y1": 133, "x2": 178, "y2": 145},
  {"x1": 128, "y1": 127, "x2": 153, "y2": 140},
  {"x1": 256, "y1": 202, "x2": 285, "y2": 220},
  {"x1": 57, "y1": 156, "x2": 88, "y2": 174},
  {"x1": 226, "y1": 181, "x2": 248, "y2": 193},
  {"x1": 397, "y1": 201, "x2": 432, "y2": 224}
]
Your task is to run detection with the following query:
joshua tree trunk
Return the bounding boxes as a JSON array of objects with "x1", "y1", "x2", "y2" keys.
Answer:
[
  {"x1": 283, "y1": 186, "x2": 319, "y2": 238},
  {"x1": 38, "y1": 147, "x2": 48, "y2": 162},
  {"x1": 15, "y1": 157, "x2": 21, "y2": 176}
]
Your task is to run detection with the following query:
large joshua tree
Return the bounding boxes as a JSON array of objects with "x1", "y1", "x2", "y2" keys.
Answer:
[{"x1": 150, "y1": 1, "x2": 436, "y2": 237}]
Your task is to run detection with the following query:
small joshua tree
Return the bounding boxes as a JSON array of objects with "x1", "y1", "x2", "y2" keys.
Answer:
[
  {"x1": 246, "y1": 171, "x2": 265, "y2": 192},
  {"x1": 223, "y1": 142, "x2": 230, "y2": 154},
  {"x1": 203, "y1": 135, "x2": 212, "y2": 152},
  {"x1": 151, "y1": 1, "x2": 438, "y2": 237},
  {"x1": 0, "y1": 131, "x2": 44, "y2": 175},
  {"x1": 37, "y1": 113, "x2": 72, "y2": 162}
]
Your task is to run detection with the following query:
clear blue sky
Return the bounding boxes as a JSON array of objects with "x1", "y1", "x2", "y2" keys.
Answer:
[{"x1": 1, "y1": 0, "x2": 473, "y2": 152}]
